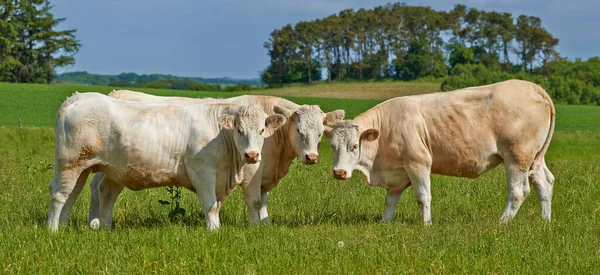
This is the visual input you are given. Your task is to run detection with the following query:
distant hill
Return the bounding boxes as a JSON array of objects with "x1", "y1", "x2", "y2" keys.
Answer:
[{"x1": 57, "y1": 71, "x2": 262, "y2": 87}]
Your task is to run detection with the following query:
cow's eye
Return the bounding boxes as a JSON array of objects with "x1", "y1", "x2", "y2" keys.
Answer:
[
  {"x1": 351, "y1": 144, "x2": 358, "y2": 152},
  {"x1": 238, "y1": 129, "x2": 243, "y2": 134},
  {"x1": 318, "y1": 132, "x2": 322, "y2": 138},
  {"x1": 259, "y1": 129, "x2": 265, "y2": 135}
]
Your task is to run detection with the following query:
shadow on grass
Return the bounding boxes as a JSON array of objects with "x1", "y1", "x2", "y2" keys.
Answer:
[{"x1": 26, "y1": 205, "x2": 424, "y2": 231}]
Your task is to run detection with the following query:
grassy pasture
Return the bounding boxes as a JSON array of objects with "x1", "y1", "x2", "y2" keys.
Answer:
[
  {"x1": 0, "y1": 82, "x2": 382, "y2": 127},
  {"x1": 259, "y1": 80, "x2": 442, "y2": 100},
  {"x1": 1, "y1": 83, "x2": 599, "y2": 273}
]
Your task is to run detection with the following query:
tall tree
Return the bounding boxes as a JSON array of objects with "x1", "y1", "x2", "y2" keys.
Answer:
[
  {"x1": 0, "y1": 1, "x2": 22, "y2": 81},
  {"x1": 515, "y1": 15, "x2": 557, "y2": 72},
  {"x1": 36, "y1": 0, "x2": 80, "y2": 83},
  {"x1": 0, "y1": 0, "x2": 80, "y2": 83},
  {"x1": 295, "y1": 20, "x2": 318, "y2": 84}
]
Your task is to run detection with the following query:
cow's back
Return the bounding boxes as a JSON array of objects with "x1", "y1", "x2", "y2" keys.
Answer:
[
  {"x1": 224, "y1": 95, "x2": 299, "y2": 115},
  {"x1": 58, "y1": 93, "x2": 227, "y2": 190},
  {"x1": 373, "y1": 80, "x2": 554, "y2": 178}
]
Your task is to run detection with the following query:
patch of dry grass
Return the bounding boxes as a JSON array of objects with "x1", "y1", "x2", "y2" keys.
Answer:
[{"x1": 252, "y1": 81, "x2": 441, "y2": 100}]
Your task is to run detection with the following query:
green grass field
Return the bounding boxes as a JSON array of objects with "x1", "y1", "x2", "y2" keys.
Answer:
[{"x1": 1, "y1": 82, "x2": 599, "y2": 273}]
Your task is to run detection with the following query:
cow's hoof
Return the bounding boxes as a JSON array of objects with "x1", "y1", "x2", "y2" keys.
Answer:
[{"x1": 89, "y1": 218, "x2": 100, "y2": 230}]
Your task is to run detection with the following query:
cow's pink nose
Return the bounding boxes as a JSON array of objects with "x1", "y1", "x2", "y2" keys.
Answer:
[
  {"x1": 244, "y1": 152, "x2": 260, "y2": 163},
  {"x1": 333, "y1": 169, "x2": 348, "y2": 180},
  {"x1": 305, "y1": 154, "x2": 319, "y2": 164}
]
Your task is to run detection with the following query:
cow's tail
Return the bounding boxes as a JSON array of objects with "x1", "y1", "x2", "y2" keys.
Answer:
[{"x1": 529, "y1": 84, "x2": 555, "y2": 175}]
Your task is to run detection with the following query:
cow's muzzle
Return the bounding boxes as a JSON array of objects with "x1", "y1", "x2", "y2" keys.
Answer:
[
  {"x1": 304, "y1": 153, "x2": 319, "y2": 165},
  {"x1": 244, "y1": 151, "x2": 260, "y2": 164},
  {"x1": 333, "y1": 169, "x2": 348, "y2": 180}
]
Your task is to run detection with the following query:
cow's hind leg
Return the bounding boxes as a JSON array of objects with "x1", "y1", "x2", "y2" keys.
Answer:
[
  {"x1": 529, "y1": 158, "x2": 554, "y2": 221},
  {"x1": 94, "y1": 176, "x2": 124, "y2": 230},
  {"x1": 500, "y1": 163, "x2": 531, "y2": 223},
  {"x1": 48, "y1": 168, "x2": 83, "y2": 231},
  {"x1": 58, "y1": 169, "x2": 91, "y2": 225},
  {"x1": 88, "y1": 173, "x2": 103, "y2": 229}
]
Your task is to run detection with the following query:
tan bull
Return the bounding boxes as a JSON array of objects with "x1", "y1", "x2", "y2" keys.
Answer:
[{"x1": 326, "y1": 80, "x2": 555, "y2": 224}]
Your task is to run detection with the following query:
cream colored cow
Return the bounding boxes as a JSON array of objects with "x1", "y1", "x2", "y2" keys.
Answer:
[
  {"x1": 326, "y1": 80, "x2": 555, "y2": 224},
  {"x1": 49, "y1": 92, "x2": 285, "y2": 231},
  {"x1": 83, "y1": 91, "x2": 344, "y2": 228}
]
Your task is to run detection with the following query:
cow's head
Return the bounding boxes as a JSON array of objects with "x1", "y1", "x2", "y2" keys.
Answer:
[
  {"x1": 325, "y1": 120, "x2": 379, "y2": 180},
  {"x1": 275, "y1": 105, "x2": 345, "y2": 165},
  {"x1": 219, "y1": 105, "x2": 286, "y2": 164}
]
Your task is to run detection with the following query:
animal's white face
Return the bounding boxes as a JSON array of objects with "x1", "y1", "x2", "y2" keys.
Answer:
[
  {"x1": 325, "y1": 121, "x2": 379, "y2": 180},
  {"x1": 219, "y1": 105, "x2": 286, "y2": 164},
  {"x1": 276, "y1": 105, "x2": 345, "y2": 165}
]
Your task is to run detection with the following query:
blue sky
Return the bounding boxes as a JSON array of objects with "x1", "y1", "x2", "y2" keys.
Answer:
[{"x1": 52, "y1": 0, "x2": 600, "y2": 79}]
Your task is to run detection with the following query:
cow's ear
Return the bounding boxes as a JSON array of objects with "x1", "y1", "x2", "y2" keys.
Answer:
[
  {"x1": 218, "y1": 114, "x2": 235, "y2": 129},
  {"x1": 360, "y1": 129, "x2": 379, "y2": 141},
  {"x1": 266, "y1": 114, "x2": 286, "y2": 129},
  {"x1": 324, "y1": 126, "x2": 334, "y2": 139},
  {"x1": 323, "y1": 110, "x2": 345, "y2": 125},
  {"x1": 274, "y1": 105, "x2": 293, "y2": 120}
]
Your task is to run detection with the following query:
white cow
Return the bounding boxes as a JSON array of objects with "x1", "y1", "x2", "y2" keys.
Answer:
[
  {"x1": 82, "y1": 91, "x2": 345, "y2": 228},
  {"x1": 325, "y1": 80, "x2": 555, "y2": 224},
  {"x1": 49, "y1": 92, "x2": 285, "y2": 231}
]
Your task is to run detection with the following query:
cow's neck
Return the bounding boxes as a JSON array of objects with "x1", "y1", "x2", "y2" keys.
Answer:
[
  {"x1": 220, "y1": 130, "x2": 245, "y2": 187},
  {"x1": 354, "y1": 109, "x2": 382, "y2": 185},
  {"x1": 273, "y1": 122, "x2": 297, "y2": 181}
]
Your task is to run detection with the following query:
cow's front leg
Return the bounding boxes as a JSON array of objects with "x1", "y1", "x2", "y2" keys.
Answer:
[
  {"x1": 189, "y1": 165, "x2": 220, "y2": 231},
  {"x1": 383, "y1": 191, "x2": 401, "y2": 222},
  {"x1": 407, "y1": 165, "x2": 432, "y2": 225},
  {"x1": 242, "y1": 178, "x2": 262, "y2": 225},
  {"x1": 258, "y1": 192, "x2": 270, "y2": 223},
  {"x1": 200, "y1": 194, "x2": 220, "y2": 231}
]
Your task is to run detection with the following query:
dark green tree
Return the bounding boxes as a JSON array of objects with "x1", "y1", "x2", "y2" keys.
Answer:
[
  {"x1": 448, "y1": 43, "x2": 475, "y2": 68},
  {"x1": 0, "y1": 0, "x2": 81, "y2": 83}
]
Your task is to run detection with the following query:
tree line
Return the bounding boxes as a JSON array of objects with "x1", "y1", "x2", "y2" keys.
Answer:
[
  {"x1": 106, "y1": 78, "x2": 256, "y2": 93},
  {"x1": 262, "y1": 3, "x2": 560, "y2": 84},
  {"x1": 261, "y1": 2, "x2": 600, "y2": 105},
  {"x1": 59, "y1": 71, "x2": 261, "y2": 90},
  {"x1": 0, "y1": 0, "x2": 80, "y2": 83},
  {"x1": 441, "y1": 58, "x2": 600, "y2": 105}
]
